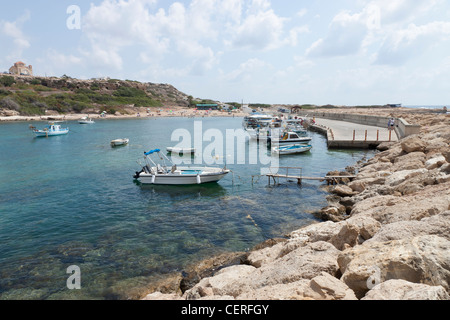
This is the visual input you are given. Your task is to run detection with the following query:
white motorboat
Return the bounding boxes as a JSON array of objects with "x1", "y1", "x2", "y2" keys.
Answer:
[
  {"x1": 111, "y1": 138, "x2": 129, "y2": 147},
  {"x1": 269, "y1": 131, "x2": 312, "y2": 145},
  {"x1": 283, "y1": 119, "x2": 308, "y2": 136},
  {"x1": 272, "y1": 144, "x2": 312, "y2": 155},
  {"x1": 242, "y1": 114, "x2": 274, "y2": 131},
  {"x1": 30, "y1": 122, "x2": 69, "y2": 137},
  {"x1": 246, "y1": 128, "x2": 271, "y2": 141},
  {"x1": 166, "y1": 147, "x2": 196, "y2": 154},
  {"x1": 79, "y1": 116, "x2": 95, "y2": 124},
  {"x1": 133, "y1": 149, "x2": 230, "y2": 185}
]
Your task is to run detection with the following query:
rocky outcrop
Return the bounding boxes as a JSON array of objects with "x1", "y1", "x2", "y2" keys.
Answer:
[
  {"x1": 143, "y1": 112, "x2": 450, "y2": 301},
  {"x1": 362, "y1": 279, "x2": 450, "y2": 300},
  {"x1": 338, "y1": 235, "x2": 450, "y2": 298}
]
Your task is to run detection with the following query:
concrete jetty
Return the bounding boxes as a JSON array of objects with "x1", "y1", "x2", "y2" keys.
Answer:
[
  {"x1": 312, "y1": 118, "x2": 398, "y2": 148},
  {"x1": 295, "y1": 111, "x2": 421, "y2": 149}
]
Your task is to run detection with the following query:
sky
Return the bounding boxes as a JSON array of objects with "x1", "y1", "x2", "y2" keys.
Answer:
[{"x1": 1, "y1": 0, "x2": 450, "y2": 106}]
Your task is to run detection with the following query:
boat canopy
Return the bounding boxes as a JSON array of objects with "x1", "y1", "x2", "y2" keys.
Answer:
[{"x1": 145, "y1": 149, "x2": 161, "y2": 156}]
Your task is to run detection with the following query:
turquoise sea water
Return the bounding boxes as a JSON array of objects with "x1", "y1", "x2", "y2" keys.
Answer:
[{"x1": 0, "y1": 117, "x2": 373, "y2": 300}]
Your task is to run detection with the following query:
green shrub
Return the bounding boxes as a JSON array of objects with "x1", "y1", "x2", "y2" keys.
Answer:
[
  {"x1": 114, "y1": 87, "x2": 147, "y2": 98},
  {"x1": 0, "y1": 76, "x2": 15, "y2": 87}
]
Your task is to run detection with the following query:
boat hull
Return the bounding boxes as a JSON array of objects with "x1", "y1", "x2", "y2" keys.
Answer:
[
  {"x1": 137, "y1": 168, "x2": 229, "y2": 185},
  {"x1": 167, "y1": 147, "x2": 196, "y2": 154},
  {"x1": 34, "y1": 130, "x2": 69, "y2": 137},
  {"x1": 111, "y1": 139, "x2": 129, "y2": 147},
  {"x1": 272, "y1": 145, "x2": 312, "y2": 155},
  {"x1": 271, "y1": 137, "x2": 312, "y2": 144}
]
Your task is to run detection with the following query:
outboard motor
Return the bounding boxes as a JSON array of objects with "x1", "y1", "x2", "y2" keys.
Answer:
[{"x1": 133, "y1": 169, "x2": 144, "y2": 179}]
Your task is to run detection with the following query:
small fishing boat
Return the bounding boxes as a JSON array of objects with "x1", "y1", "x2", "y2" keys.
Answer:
[
  {"x1": 269, "y1": 131, "x2": 312, "y2": 145},
  {"x1": 166, "y1": 147, "x2": 196, "y2": 155},
  {"x1": 30, "y1": 122, "x2": 69, "y2": 137},
  {"x1": 111, "y1": 138, "x2": 129, "y2": 147},
  {"x1": 272, "y1": 144, "x2": 312, "y2": 155},
  {"x1": 133, "y1": 149, "x2": 230, "y2": 185},
  {"x1": 78, "y1": 116, "x2": 95, "y2": 124}
]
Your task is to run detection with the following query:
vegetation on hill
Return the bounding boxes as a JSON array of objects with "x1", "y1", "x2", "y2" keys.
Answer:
[{"x1": 0, "y1": 75, "x2": 189, "y2": 116}]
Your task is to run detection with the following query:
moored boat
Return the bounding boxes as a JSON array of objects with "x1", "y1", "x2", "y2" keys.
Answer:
[
  {"x1": 166, "y1": 147, "x2": 196, "y2": 155},
  {"x1": 30, "y1": 122, "x2": 69, "y2": 137},
  {"x1": 79, "y1": 116, "x2": 95, "y2": 124},
  {"x1": 111, "y1": 138, "x2": 129, "y2": 147},
  {"x1": 272, "y1": 144, "x2": 312, "y2": 155},
  {"x1": 133, "y1": 149, "x2": 230, "y2": 185},
  {"x1": 269, "y1": 131, "x2": 312, "y2": 145}
]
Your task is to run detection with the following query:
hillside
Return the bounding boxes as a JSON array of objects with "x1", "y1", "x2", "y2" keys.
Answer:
[{"x1": 0, "y1": 75, "x2": 191, "y2": 117}]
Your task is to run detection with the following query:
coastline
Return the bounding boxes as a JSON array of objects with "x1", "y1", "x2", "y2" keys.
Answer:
[
  {"x1": 0, "y1": 107, "x2": 247, "y2": 123},
  {"x1": 142, "y1": 109, "x2": 450, "y2": 300}
]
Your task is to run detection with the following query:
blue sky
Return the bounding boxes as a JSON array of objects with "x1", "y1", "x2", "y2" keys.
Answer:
[{"x1": 1, "y1": 0, "x2": 450, "y2": 105}]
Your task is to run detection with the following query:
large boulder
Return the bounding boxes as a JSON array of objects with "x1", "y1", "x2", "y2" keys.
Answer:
[
  {"x1": 367, "y1": 211, "x2": 450, "y2": 243},
  {"x1": 338, "y1": 235, "x2": 450, "y2": 298},
  {"x1": 186, "y1": 241, "x2": 341, "y2": 299},
  {"x1": 385, "y1": 168, "x2": 428, "y2": 187},
  {"x1": 303, "y1": 272, "x2": 357, "y2": 300},
  {"x1": 184, "y1": 265, "x2": 257, "y2": 299},
  {"x1": 401, "y1": 136, "x2": 426, "y2": 153},
  {"x1": 425, "y1": 155, "x2": 446, "y2": 170},
  {"x1": 332, "y1": 185, "x2": 355, "y2": 197},
  {"x1": 362, "y1": 279, "x2": 450, "y2": 300},
  {"x1": 350, "y1": 185, "x2": 450, "y2": 224}
]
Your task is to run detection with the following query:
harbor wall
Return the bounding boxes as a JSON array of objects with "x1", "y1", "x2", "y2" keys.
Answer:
[{"x1": 295, "y1": 111, "x2": 420, "y2": 139}]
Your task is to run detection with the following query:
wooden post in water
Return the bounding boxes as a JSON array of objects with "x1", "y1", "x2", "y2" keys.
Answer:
[
  {"x1": 353, "y1": 130, "x2": 356, "y2": 141},
  {"x1": 365, "y1": 130, "x2": 368, "y2": 142}
]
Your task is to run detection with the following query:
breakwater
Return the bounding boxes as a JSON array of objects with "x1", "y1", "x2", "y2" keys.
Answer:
[{"x1": 145, "y1": 111, "x2": 450, "y2": 300}]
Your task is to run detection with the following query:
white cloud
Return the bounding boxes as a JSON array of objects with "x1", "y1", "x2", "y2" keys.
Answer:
[
  {"x1": 0, "y1": 10, "x2": 31, "y2": 61},
  {"x1": 222, "y1": 58, "x2": 270, "y2": 82},
  {"x1": 375, "y1": 21, "x2": 450, "y2": 65},
  {"x1": 305, "y1": 0, "x2": 447, "y2": 61},
  {"x1": 228, "y1": 0, "x2": 305, "y2": 50},
  {"x1": 306, "y1": 10, "x2": 369, "y2": 57},
  {"x1": 297, "y1": 9, "x2": 307, "y2": 18},
  {"x1": 80, "y1": 0, "x2": 221, "y2": 75},
  {"x1": 75, "y1": 0, "x2": 306, "y2": 79}
]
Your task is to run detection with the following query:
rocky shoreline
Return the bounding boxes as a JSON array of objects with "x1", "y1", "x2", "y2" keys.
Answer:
[{"x1": 143, "y1": 111, "x2": 450, "y2": 300}]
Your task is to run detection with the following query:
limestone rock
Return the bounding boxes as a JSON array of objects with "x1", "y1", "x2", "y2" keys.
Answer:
[
  {"x1": 346, "y1": 215, "x2": 382, "y2": 242},
  {"x1": 347, "y1": 180, "x2": 366, "y2": 193},
  {"x1": 338, "y1": 235, "x2": 450, "y2": 298},
  {"x1": 350, "y1": 185, "x2": 450, "y2": 224},
  {"x1": 385, "y1": 168, "x2": 428, "y2": 187},
  {"x1": 367, "y1": 211, "x2": 450, "y2": 243},
  {"x1": 391, "y1": 151, "x2": 426, "y2": 171},
  {"x1": 376, "y1": 142, "x2": 395, "y2": 151},
  {"x1": 425, "y1": 155, "x2": 446, "y2": 170},
  {"x1": 329, "y1": 223, "x2": 359, "y2": 250},
  {"x1": 333, "y1": 185, "x2": 355, "y2": 197},
  {"x1": 184, "y1": 265, "x2": 257, "y2": 299},
  {"x1": 303, "y1": 272, "x2": 358, "y2": 300},
  {"x1": 186, "y1": 241, "x2": 341, "y2": 299},
  {"x1": 236, "y1": 280, "x2": 311, "y2": 300},
  {"x1": 401, "y1": 136, "x2": 426, "y2": 153},
  {"x1": 362, "y1": 279, "x2": 450, "y2": 300},
  {"x1": 180, "y1": 251, "x2": 248, "y2": 293},
  {"x1": 252, "y1": 241, "x2": 341, "y2": 288},
  {"x1": 247, "y1": 242, "x2": 286, "y2": 268},
  {"x1": 142, "y1": 292, "x2": 184, "y2": 300}
]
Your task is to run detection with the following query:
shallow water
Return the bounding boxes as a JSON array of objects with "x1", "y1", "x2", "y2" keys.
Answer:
[{"x1": 0, "y1": 117, "x2": 374, "y2": 299}]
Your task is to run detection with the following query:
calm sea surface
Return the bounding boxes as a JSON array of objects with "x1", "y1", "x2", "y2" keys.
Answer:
[{"x1": 0, "y1": 117, "x2": 374, "y2": 299}]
